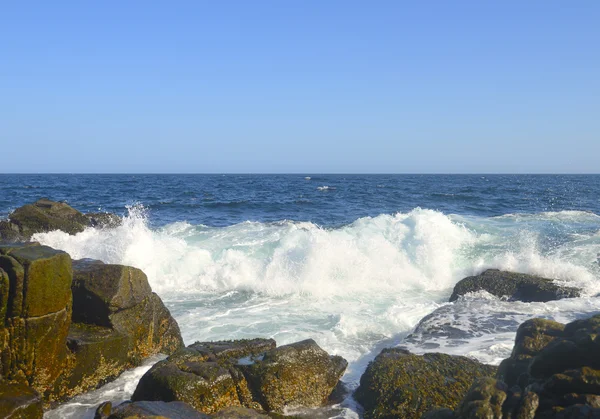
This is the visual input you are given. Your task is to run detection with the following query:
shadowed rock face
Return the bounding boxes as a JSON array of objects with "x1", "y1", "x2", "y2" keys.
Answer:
[
  {"x1": 60, "y1": 260, "x2": 184, "y2": 401},
  {"x1": 354, "y1": 348, "x2": 497, "y2": 419},
  {"x1": 0, "y1": 199, "x2": 120, "y2": 242},
  {"x1": 131, "y1": 338, "x2": 347, "y2": 415},
  {"x1": 449, "y1": 269, "x2": 581, "y2": 303}
]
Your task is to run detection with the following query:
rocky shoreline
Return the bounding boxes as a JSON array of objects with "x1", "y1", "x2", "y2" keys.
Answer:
[{"x1": 0, "y1": 199, "x2": 597, "y2": 418}]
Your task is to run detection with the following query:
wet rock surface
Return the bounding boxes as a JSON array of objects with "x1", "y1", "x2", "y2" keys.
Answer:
[
  {"x1": 131, "y1": 338, "x2": 347, "y2": 415},
  {"x1": 354, "y1": 348, "x2": 496, "y2": 419},
  {"x1": 449, "y1": 269, "x2": 581, "y2": 303}
]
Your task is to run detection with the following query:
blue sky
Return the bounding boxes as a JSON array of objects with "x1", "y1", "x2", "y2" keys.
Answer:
[{"x1": 1, "y1": 1, "x2": 599, "y2": 173}]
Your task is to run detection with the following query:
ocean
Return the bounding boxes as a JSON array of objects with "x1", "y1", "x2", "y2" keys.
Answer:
[{"x1": 1, "y1": 174, "x2": 599, "y2": 418}]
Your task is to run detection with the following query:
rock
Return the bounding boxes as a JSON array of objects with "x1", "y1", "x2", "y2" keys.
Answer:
[
  {"x1": 109, "y1": 292, "x2": 183, "y2": 361},
  {"x1": 100, "y1": 400, "x2": 209, "y2": 418},
  {"x1": 53, "y1": 260, "x2": 183, "y2": 400},
  {"x1": 71, "y1": 259, "x2": 153, "y2": 326},
  {"x1": 441, "y1": 313, "x2": 600, "y2": 418},
  {"x1": 210, "y1": 406, "x2": 270, "y2": 418},
  {"x1": 497, "y1": 318, "x2": 565, "y2": 388},
  {"x1": 71, "y1": 259, "x2": 183, "y2": 362},
  {"x1": 354, "y1": 348, "x2": 496, "y2": 419},
  {"x1": 454, "y1": 377, "x2": 507, "y2": 418},
  {"x1": 6, "y1": 199, "x2": 90, "y2": 239},
  {"x1": 132, "y1": 338, "x2": 346, "y2": 415},
  {"x1": 0, "y1": 381, "x2": 43, "y2": 419},
  {"x1": 422, "y1": 408, "x2": 456, "y2": 419},
  {"x1": 449, "y1": 269, "x2": 580, "y2": 303},
  {"x1": 239, "y1": 339, "x2": 348, "y2": 413},
  {"x1": 0, "y1": 245, "x2": 72, "y2": 400},
  {"x1": 0, "y1": 199, "x2": 121, "y2": 242},
  {"x1": 132, "y1": 339, "x2": 276, "y2": 414},
  {"x1": 62, "y1": 323, "x2": 131, "y2": 398}
]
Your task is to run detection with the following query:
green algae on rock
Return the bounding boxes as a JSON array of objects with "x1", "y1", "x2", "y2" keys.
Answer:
[
  {"x1": 131, "y1": 338, "x2": 347, "y2": 415},
  {"x1": 354, "y1": 348, "x2": 496, "y2": 419},
  {"x1": 0, "y1": 245, "x2": 73, "y2": 400},
  {"x1": 0, "y1": 380, "x2": 44, "y2": 419}
]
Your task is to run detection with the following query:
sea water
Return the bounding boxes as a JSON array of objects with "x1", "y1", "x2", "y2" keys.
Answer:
[{"x1": 1, "y1": 174, "x2": 599, "y2": 418}]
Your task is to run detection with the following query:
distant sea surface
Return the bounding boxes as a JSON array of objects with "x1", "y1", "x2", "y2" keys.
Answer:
[{"x1": 2, "y1": 174, "x2": 600, "y2": 418}]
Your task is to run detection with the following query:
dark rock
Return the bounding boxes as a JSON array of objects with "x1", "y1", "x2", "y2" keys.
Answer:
[
  {"x1": 62, "y1": 323, "x2": 131, "y2": 398},
  {"x1": 239, "y1": 339, "x2": 348, "y2": 413},
  {"x1": 442, "y1": 313, "x2": 600, "y2": 418},
  {"x1": 0, "y1": 199, "x2": 122, "y2": 242},
  {"x1": 104, "y1": 400, "x2": 209, "y2": 418},
  {"x1": 210, "y1": 406, "x2": 270, "y2": 418},
  {"x1": 449, "y1": 269, "x2": 581, "y2": 303},
  {"x1": 354, "y1": 348, "x2": 496, "y2": 419},
  {"x1": 0, "y1": 221, "x2": 23, "y2": 242},
  {"x1": 422, "y1": 408, "x2": 456, "y2": 419},
  {"x1": 72, "y1": 259, "x2": 152, "y2": 326},
  {"x1": 7, "y1": 199, "x2": 90, "y2": 239},
  {"x1": 0, "y1": 381, "x2": 43, "y2": 419}
]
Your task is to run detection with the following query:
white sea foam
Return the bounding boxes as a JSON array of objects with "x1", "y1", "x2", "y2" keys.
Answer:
[{"x1": 36, "y1": 207, "x2": 600, "y2": 418}]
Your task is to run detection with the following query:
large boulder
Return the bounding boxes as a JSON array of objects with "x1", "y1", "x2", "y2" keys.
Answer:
[
  {"x1": 449, "y1": 269, "x2": 580, "y2": 303},
  {"x1": 0, "y1": 199, "x2": 120, "y2": 242},
  {"x1": 0, "y1": 380, "x2": 43, "y2": 419},
  {"x1": 239, "y1": 339, "x2": 348, "y2": 413},
  {"x1": 131, "y1": 338, "x2": 347, "y2": 415},
  {"x1": 132, "y1": 339, "x2": 276, "y2": 414},
  {"x1": 57, "y1": 259, "x2": 184, "y2": 399},
  {"x1": 0, "y1": 244, "x2": 72, "y2": 400},
  {"x1": 354, "y1": 348, "x2": 496, "y2": 419}
]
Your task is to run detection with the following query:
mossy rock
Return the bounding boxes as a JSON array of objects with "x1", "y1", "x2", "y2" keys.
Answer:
[
  {"x1": 0, "y1": 245, "x2": 73, "y2": 401},
  {"x1": 132, "y1": 339, "x2": 276, "y2": 414},
  {"x1": 449, "y1": 269, "x2": 580, "y2": 303},
  {"x1": 2, "y1": 245, "x2": 72, "y2": 317},
  {"x1": 454, "y1": 377, "x2": 507, "y2": 419},
  {"x1": 109, "y1": 293, "x2": 184, "y2": 360},
  {"x1": 72, "y1": 259, "x2": 152, "y2": 326},
  {"x1": 239, "y1": 339, "x2": 348, "y2": 413},
  {"x1": 132, "y1": 358, "x2": 241, "y2": 414},
  {"x1": 354, "y1": 349, "x2": 496, "y2": 419},
  {"x1": 8, "y1": 199, "x2": 90, "y2": 239},
  {"x1": 58, "y1": 323, "x2": 132, "y2": 400},
  {"x1": 0, "y1": 380, "x2": 43, "y2": 419}
]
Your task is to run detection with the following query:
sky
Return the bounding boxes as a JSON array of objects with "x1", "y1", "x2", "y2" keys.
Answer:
[{"x1": 1, "y1": 1, "x2": 599, "y2": 173}]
